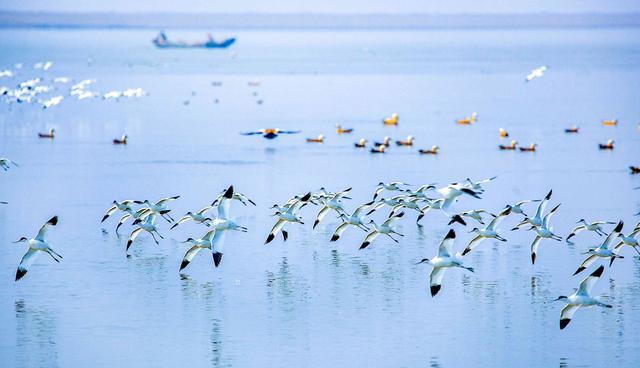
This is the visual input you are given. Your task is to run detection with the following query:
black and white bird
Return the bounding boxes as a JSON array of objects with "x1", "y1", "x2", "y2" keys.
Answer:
[
  {"x1": 135, "y1": 196, "x2": 180, "y2": 223},
  {"x1": 179, "y1": 229, "x2": 218, "y2": 270},
  {"x1": 553, "y1": 265, "x2": 612, "y2": 330},
  {"x1": 13, "y1": 216, "x2": 61, "y2": 281},
  {"x1": 566, "y1": 219, "x2": 617, "y2": 243},
  {"x1": 126, "y1": 213, "x2": 164, "y2": 251},
  {"x1": 170, "y1": 206, "x2": 213, "y2": 230},
  {"x1": 313, "y1": 187, "x2": 351, "y2": 229},
  {"x1": 462, "y1": 206, "x2": 512, "y2": 256},
  {"x1": 101, "y1": 200, "x2": 136, "y2": 223},
  {"x1": 330, "y1": 201, "x2": 374, "y2": 242},
  {"x1": 573, "y1": 221, "x2": 624, "y2": 275},
  {"x1": 265, "y1": 192, "x2": 312, "y2": 244},
  {"x1": 613, "y1": 223, "x2": 640, "y2": 255},
  {"x1": 529, "y1": 204, "x2": 563, "y2": 264},
  {"x1": 512, "y1": 190, "x2": 552, "y2": 230},
  {"x1": 416, "y1": 229, "x2": 474, "y2": 296},
  {"x1": 373, "y1": 182, "x2": 409, "y2": 200},
  {"x1": 240, "y1": 128, "x2": 301, "y2": 139},
  {"x1": 510, "y1": 199, "x2": 542, "y2": 217},
  {"x1": 359, "y1": 212, "x2": 405, "y2": 250}
]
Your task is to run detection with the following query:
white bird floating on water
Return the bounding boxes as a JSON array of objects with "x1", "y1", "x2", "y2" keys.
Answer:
[
  {"x1": 13, "y1": 216, "x2": 61, "y2": 281},
  {"x1": 525, "y1": 65, "x2": 547, "y2": 82},
  {"x1": 553, "y1": 265, "x2": 611, "y2": 329},
  {"x1": 416, "y1": 229, "x2": 474, "y2": 297}
]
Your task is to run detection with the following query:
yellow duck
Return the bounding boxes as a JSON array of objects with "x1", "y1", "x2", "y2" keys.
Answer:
[
  {"x1": 499, "y1": 128, "x2": 509, "y2": 138},
  {"x1": 354, "y1": 138, "x2": 367, "y2": 148},
  {"x1": 456, "y1": 112, "x2": 477, "y2": 125},
  {"x1": 602, "y1": 119, "x2": 618, "y2": 126},
  {"x1": 336, "y1": 124, "x2": 353, "y2": 134},
  {"x1": 383, "y1": 113, "x2": 398, "y2": 125}
]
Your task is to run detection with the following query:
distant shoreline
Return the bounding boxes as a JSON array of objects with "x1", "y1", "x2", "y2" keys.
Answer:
[{"x1": 1, "y1": 12, "x2": 639, "y2": 30}]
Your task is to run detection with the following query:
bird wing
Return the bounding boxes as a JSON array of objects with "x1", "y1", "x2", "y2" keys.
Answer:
[
  {"x1": 560, "y1": 304, "x2": 580, "y2": 328},
  {"x1": 240, "y1": 131, "x2": 263, "y2": 135},
  {"x1": 438, "y1": 230, "x2": 456, "y2": 258},
  {"x1": 534, "y1": 190, "x2": 552, "y2": 218},
  {"x1": 211, "y1": 230, "x2": 226, "y2": 255},
  {"x1": 270, "y1": 219, "x2": 286, "y2": 236},
  {"x1": 17, "y1": 248, "x2": 39, "y2": 275},
  {"x1": 332, "y1": 222, "x2": 350, "y2": 238},
  {"x1": 430, "y1": 267, "x2": 447, "y2": 292},
  {"x1": 601, "y1": 221, "x2": 623, "y2": 249},
  {"x1": 353, "y1": 201, "x2": 374, "y2": 217},
  {"x1": 217, "y1": 186, "x2": 234, "y2": 219},
  {"x1": 542, "y1": 204, "x2": 561, "y2": 228},
  {"x1": 156, "y1": 196, "x2": 180, "y2": 206},
  {"x1": 578, "y1": 265, "x2": 605, "y2": 294},
  {"x1": 170, "y1": 215, "x2": 192, "y2": 229},
  {"x1": 575, "y1": 254, "x2": 599, "y2": 274},
  {"x1": 314, "y1": 206, "x2": 331, "y2": 224},
  {"x1": 515, "y1": 199, "x2": 540, "y2": 206},
  {"x1": 568, "y1": 225, "x2": 586, "y2": 235},
  {"x1": 101, "y1": 205, "x2": 117, "y2": 222},
  {"x1": 35, "y1": 216, "x2": 58, "y2": 241},
  {"x1": 202, "y1": 229, "x2": 217, "y2": 242},
  {"x1": 531, "y1": 235, "x2": 542, "y2": 264},
  {"x1": 278, "y1": 130, "x2": 301, "y2": 134},
  {"x1": 487, "y1": 206, "x2": 511, "y2": 230},
  {"x1": 363, "y1": 230, "x2": 380, "y2": 244},
  {"x1": 181, "y1": 245, "x2": 203, "y2": 269},
  {"x1": 463, "y1": 235, "x2": 484, "y2": 255},
  {"x1": 383, "y1": 212, "x2": 404, "y2": 226},
  {"x1": 196, "y1": 206, "x2": 213, "y2": 215},
  {"x1": 127, "y1": 227, "x2": 143, "y2": 250}
]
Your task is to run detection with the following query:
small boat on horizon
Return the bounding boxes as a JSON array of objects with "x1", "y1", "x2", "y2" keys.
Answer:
[{"x1": 152, "y1": 32, "x2": 236, "y2": 49}]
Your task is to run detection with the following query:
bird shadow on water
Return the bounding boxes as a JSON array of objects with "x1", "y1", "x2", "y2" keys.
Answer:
[{"x1": 14, "y1": 299, "x2": 59, "y2": 368}]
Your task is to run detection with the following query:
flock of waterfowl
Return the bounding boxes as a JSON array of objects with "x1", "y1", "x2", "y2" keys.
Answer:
[{"x1": 1, "y1": 61, "x2": 639, "y2": 334}]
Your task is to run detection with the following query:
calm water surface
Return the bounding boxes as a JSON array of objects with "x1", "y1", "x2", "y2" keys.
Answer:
[{"x1": 0, "y1": 28, "x2": 639, "y2": 367}]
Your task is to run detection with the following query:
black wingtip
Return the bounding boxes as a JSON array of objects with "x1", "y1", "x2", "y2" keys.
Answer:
[
  {"x1": 395, "y1": 212, "x2": 405, "y2": 218},
  {"x1": 560, "y1": 318, "x2": 571, "y2": 330},
  {"x1": 265, "y1": 233, "x2": 275, "y2": 244},
  {"x1": 359, "y1": 241, "x2": 370, "y2": 250},
  {"x1": 300, "y1": 192, "x2": 312, "y2": 202},
  {"x1": 591, "y1": 265, "x2": 605, "y2": 278},
  {"x1": 330, "y1": 234, "x2": 339, "y2": 242},
  {"x1": 573, "y1": 267, "x2": 585, "y2": 276},
  {"x1": 462, "y1": 248, "x2": 470, "y2": 256},
  {"x1": 430, "y1": 285, "x2": 441, "y2": 297},
  {"x1": 179, "y1": 260, "x2": 190, "y2": 271},
  {"x1": 282, "y1": 230, "x2": 288, "y2": 241},
  {"x1": 449, "y1": 215, "x2": 466, "y2": 226},
  {"x1": 613, "y1": 221, "x2": 623, "y2": 233},
  {"x1": 15, "y1": 268, "x2": 27, "y2": 281},
  {"x1": 223, "y1": 186, "x2": 234, "y2": 199},
  {"x1": 101, "y1": 215, "x2": 109, "y2": 223},
  {"x1": 313, "y1": 220, "x2": 320, "y2": 229},
  {"x1": 545, "y1": 189, "x2": 552, "y2": 200},
  {"x1": 213, "y1": 252, "x2": 223, "y2": 267},
  {"x1": 48, "y1": 216, "x2": 59, "y2": 226},
  {"x1": 531, "y1": 252, "x2": 536, "y2": 265},
  {"x1": 445, "y1": 229, "x2": 456, "y2": 239},
  {"x1": 126, "y1": 240, "x2": 133, "y2": 251}
]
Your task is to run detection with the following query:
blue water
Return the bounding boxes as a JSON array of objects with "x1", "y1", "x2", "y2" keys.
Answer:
[{"x1": 0, "y1": 28, "x2": 639, "y2": 367}]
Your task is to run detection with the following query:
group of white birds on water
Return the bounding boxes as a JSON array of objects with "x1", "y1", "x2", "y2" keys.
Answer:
[
  {"x1": 0, "y1": 61, "x2": 147, "y2": 108},
  {"x1": 5, "y1": 168, "x2": 639, "y2": 330}
]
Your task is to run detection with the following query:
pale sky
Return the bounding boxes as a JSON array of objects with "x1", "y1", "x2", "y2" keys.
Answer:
[{"x1": 1, "y1": 0, "x2": 639, "y2": 14}]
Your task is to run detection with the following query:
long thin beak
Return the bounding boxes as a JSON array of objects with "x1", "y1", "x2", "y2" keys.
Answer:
[{"x1": 12, "y1": 239, "x2": 24, "y2": 243}]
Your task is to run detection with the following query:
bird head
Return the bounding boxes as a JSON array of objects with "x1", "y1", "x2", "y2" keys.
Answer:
[
  {"x1": 468, "y1": 227, "x2": 480, "y2": 233},
  {"x1": 13, "y1": 237, "x2": 28, "y2": 243},
  {"x1": 180, "y1": 238, "x2": 195, "y2": 244},
  {"x1": 415, "y1": 258, "x2": 430, "y2": 265}
]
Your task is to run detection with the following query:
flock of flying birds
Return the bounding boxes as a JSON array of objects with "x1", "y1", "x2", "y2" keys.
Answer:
[
  {"x1": 4, "y1": 168, "x2": 640, "y2": 330},
  {"x1": 0, "y1": 61, "x2": 147, "y2": 109}
]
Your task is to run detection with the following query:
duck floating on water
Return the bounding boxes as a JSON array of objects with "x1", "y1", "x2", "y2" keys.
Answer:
[
  {"x1": 383, "y1": 113, "x2": 398, "y2": 126},
  {"x1": 38, "y1": 128, "x2": 55, "y2": 139},
  {"x1": 306, "y1": 134, "x2": 324, "y2": 143},
  {"x1": 374, "y1": 137, "x2": 391, "y2": 147},
  {"x1": 519, "y1": 143, "x2": 537, "y2": 152},
  {"x1": 336, "y1": 124, "x2": 353, "y2": 134},
  {"x1": 598, "y1": 139, "x2": 614, "y2": 150},
  {"x1": 354, "y1": 138, "x2": 367, "y2": 148},
  {"x1": 456, "y1": 112, "x2": 477, "y2": 125},
  {"x1": 602, "y1": 119, "x2": 618, "y2": 126},
  {"x1": 396, "y1": 135, "x2": 414, "y2": 146},
  {"x1": 499, "y1": 140, "x2": 517, "y2": 150},
  {"x1": 419, "y1": 146, "x2": 439, "y2": 155},
  {"x1": 240, "y1": 128, "x2": 301, "y2": 139},
  {"x1": 113, "y1": 134, "x2": 127, "y2": 145},
  {"x1": 565, "y1": 125, "x2": 579, "y2": 133},
  {"x1": 370, "y1": 145, "x2": 386, "y2": 154},
  {"x1": 499, "y1": 128, "x2": 509, "y2": 138}
]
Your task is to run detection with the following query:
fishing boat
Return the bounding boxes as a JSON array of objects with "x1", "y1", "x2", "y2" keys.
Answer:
[{"x1": 152, "y1": 32, "x2": 236, "y2": 49}]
